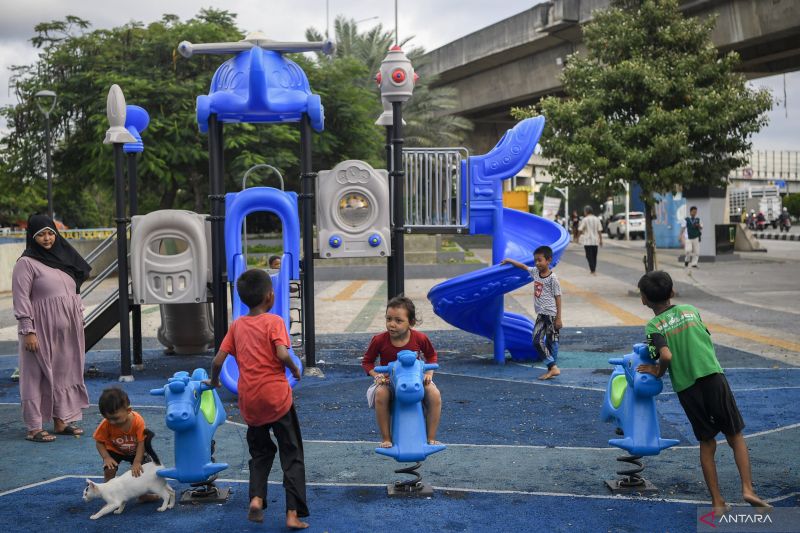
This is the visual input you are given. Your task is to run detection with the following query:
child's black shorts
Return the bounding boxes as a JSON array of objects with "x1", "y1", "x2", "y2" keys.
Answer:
[{"x1": 677, "y1": 373, "x2": 744, "y2": 442}]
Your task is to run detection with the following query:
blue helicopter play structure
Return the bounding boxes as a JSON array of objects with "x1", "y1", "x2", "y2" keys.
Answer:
[
  {"x1": 600, "y1": 343, "x2": 680, "y2": 492},
  {"x1": 374, "y1": 350, "x2": 446, "y2": 497},
  {"x1": 150, "y1": 369, "x2": 230, "y2": 503}
]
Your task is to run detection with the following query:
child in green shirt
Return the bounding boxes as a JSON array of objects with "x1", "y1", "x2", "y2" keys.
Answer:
[{"x1": 635, "y1": 271, "x2": 771, "y2": 513}]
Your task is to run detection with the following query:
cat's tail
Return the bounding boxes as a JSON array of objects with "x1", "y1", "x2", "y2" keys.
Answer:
[{"x1": 144, "y1": 434, "x2": 162, "y2": 466}]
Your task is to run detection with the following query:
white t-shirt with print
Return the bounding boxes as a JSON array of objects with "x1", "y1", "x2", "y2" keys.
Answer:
[{"x1": 527, "y1": 267, "x2": 561, "y2": 316}]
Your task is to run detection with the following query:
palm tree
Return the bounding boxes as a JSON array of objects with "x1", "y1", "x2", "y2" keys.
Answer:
[{"x1": 306, "y1": 16, "x2": 471, "y2": 147}]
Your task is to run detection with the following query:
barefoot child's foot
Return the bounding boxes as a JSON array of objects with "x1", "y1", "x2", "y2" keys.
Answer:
[
  {"x1": 248, "y1": 497, "x2": 264, "y2": 523},
  {"x1": 712, "y1": 504, "x2": 732, "y2": 515},
  {"x1": 287, "y1": 510, "x2": 309, "y2": 529},
  {"x1": 428, "y1": 440, "x2": 442, "y2": 445},
  {"x1": 538, "y1": 367, "x2": 561, "y2": 380},
  {"x1": 744, "y1": 492, "x2": 772, "y2": 508},
  {"x1": 379, "y1": 440, "x2": 392, "y2": 448}
]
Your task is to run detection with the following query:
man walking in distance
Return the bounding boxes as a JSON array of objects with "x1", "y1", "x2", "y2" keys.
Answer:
[
  {"x1": 681, "y1": 206, "x2": 702, "y2": 269},
  {"x1": 577, "y1": 205, "x2": 603, "y2": 275}
]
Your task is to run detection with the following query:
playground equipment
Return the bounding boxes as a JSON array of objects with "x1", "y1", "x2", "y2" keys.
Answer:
[
  {"x1": 150, "y1": 368, "x2": 230, "y2": 503},
  {"x1": 427, "y1": 117, "x2": 571, "y2": 364},
  {"x1": 374, "y1": 350, "x2": 446, "y2": 497},
  {"x1": 181, "y1": 32, "x2": 334, "y2": 368},
  {"x1": 600, "y1": 343, "x2": 680, "y2": 492},
  {"x1": 316, "y1": 160, "x2": 391, "y2": 259},
  {"x1": 219, "y1": 186, "x2": 304, "y2": 393}
]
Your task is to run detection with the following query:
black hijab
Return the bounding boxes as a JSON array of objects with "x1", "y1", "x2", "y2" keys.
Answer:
[{"x1": 21, "y1": 214, "x2": 92, "y2": 293}]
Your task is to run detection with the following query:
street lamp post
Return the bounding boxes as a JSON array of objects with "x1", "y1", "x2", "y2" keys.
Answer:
[
  {"x1": 553, "y1": 185, "x2": 569, "y2": 229},
  {"x1": 35, "y1": 90, "x2": 57, "y2": 220}
]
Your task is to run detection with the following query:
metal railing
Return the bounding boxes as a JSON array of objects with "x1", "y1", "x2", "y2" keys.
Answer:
[
  {"x1": 403, "y1": 147, "x2": 469, "y2": 232},
  {"x1": 730, "y1": 151, "x2": 800, "y2": 182}
]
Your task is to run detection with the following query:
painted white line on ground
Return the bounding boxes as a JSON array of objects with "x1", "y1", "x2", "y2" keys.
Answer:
[
  {"x1": 220, "y1": 423, "x2": 799, "y2": 451},
  {"x1": 436, "y1": 371, "x2": 606, "y2": 392},
  {"x1": 0, "y1": 475, "x2": 83, "y2": 497},
  {"x1": 5, "y1": 474, "x2": 796, "y2": 506}
]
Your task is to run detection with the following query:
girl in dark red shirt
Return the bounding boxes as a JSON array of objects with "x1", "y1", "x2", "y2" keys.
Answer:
[{"x1": 361, "y1": 296, "x2": 442, "y2": 448}]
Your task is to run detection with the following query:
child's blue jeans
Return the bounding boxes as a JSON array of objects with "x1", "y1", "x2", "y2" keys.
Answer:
[{"x1": 533, "y1": 314, "x2": 559, "y2": 369}]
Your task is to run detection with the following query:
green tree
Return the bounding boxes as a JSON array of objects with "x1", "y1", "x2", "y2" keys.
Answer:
[
  {"x1": 513, "y1": 0, "x2": 772, "y2": 271},
  {"x1": 0, "y1": 11, "x2": 390, "y2": 228}
]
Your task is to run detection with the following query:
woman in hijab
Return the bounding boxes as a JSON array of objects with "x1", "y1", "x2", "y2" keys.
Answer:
[{"x1": 12, "y1": 214, "x2": 91, "y2": 442}]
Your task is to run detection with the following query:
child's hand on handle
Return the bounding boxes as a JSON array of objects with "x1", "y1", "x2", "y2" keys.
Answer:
[
  {"x1": 202, "y1": 378, "x2": 221, "y2": 388},
  {"x1": 373, "y1": 373, "x2": 389, "y2": 385},
  {"x1": 423, "y1": 373, "x2": 434, "y2": 386},
  {"x1": 636, "y1": 364, "x2": 659, "y2": 376}
]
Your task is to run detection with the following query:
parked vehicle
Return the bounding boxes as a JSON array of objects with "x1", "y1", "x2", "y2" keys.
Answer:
[
  {"x1": 729, "y1": 186, "x2": 782, "y2": 229},
  {"x1": 606, "y1": 212, "x2": 645, "y2": 239}
]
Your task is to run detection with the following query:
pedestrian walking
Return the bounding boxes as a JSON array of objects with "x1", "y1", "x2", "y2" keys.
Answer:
[
  {"x1": 577, "y1": 205, "x2": 603, "y2": 275},
  {"x1": 681, "y1": 206, "x2": 702, "y2": 268}
]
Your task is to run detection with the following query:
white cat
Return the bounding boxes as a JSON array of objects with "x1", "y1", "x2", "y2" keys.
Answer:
[{"x1": 83, "y1": 461, "x2": 176, "y2": 519}]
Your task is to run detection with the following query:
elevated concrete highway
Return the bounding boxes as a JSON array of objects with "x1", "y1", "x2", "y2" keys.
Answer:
[{"x1": 419, "y1": 0, "x2": 800, "y2": 151}]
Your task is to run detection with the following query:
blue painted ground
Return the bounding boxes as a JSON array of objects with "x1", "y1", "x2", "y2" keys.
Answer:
[
  {"x1": 2, "y1": 477, "x2": 709, "y2": 533},
  {"x1": 1, "y1": 327, "x2": 798, "y2": 532}
]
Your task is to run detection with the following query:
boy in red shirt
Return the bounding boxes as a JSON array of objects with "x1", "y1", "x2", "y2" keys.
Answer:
[
  {"x1": 362, "y1": 296, "x2": 442, "y2": 448},
  {"x1": 207, "y1": 269, "x2": 307, "y2": 528}
]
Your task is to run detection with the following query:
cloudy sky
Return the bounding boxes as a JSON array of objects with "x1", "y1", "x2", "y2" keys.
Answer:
[{"x1": 0, "y1": 0, "x2": 796, "y2": 150}]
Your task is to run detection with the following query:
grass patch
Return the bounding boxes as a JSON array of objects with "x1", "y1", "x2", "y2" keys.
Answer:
[{"x1": 247, "y1": 244, "x2": 283, "y2": 254}]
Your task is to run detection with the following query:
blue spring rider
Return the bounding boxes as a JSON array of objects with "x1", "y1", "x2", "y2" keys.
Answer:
[
  {"x1": 150, "y1": 369, "x2": 230, "y2": 502},
  {"x1": 600, "y1": 343, "x2": 679, "y2": 491},
  {"x1": 374, "y1": 350, "x2": 446, "y2": 496}
]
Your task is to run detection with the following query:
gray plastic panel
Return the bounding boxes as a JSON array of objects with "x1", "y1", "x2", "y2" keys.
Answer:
[
  {"x1": 316, "y1": 160, "x2": 391, "y2": 259},
  {"x1": 130, "y1": 210, "x2": 210, "y2": 304}
]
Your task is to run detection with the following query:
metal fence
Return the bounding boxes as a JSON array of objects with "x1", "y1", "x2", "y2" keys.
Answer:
[{"x1": 402, "y1": 147, "x2": 469, "y2": 232}]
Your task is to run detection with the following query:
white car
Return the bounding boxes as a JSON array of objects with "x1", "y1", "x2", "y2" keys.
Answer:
[{"x1": 606, "y1": 212, "x2": 645, "y2": 239}]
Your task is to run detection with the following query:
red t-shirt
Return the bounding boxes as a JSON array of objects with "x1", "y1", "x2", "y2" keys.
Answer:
[
  {"x1": 93, "y1": 410, "x2": 146, "y2": 456},
  {"x1": 361, "y1": 329, "x2": 437, "y2": 375},
  {"x1": 220, "y1": 313, "x2": 292, "y2": 426}
]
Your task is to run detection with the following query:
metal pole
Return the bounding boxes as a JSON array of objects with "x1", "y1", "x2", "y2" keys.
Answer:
[
  {"x1": 114, "y1": 144, "x2": 132, "y2": 380},
  {"x1": 127, "y1": 153, "x2": 143, "y2": 368},
  {"x1": 208, "y1": 115, "x2": 228, "y2": 350},
  {"x1": 385, "y1": 126, "x2": 395, "y2": 299},
  {"x1": 625, "y1": 182, "x2": 631, "y2": 241},
  {"x1": 44, "y1": 114, "x2": 54, "y2": 220},
  {"x1": 391, "y1": 101, "x2": 405, "y2": 297},
  {"x1": 300, "y1": 115, "x2": 316, "y2": 368}
]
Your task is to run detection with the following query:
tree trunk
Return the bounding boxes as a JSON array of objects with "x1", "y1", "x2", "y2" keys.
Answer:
[
  {"x1": 643, "y1": 195, "x2": 657, "y2": 272},
  {"x1": 159, "y1": 177, "x2": 178, "y2": 210}
]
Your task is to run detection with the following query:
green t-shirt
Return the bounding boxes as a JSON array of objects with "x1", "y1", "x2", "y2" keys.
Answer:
[{"x1": 645, "y1": 304, "x2": 722, "y2": 392}]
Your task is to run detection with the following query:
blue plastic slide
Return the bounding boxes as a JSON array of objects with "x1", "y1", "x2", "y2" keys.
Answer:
[
  {"x1": 428, "y1": 118, "x2": 570, "y2": 363},
  {"x1": 219, "y1": 186, "x2": 303, "y2": 393}
]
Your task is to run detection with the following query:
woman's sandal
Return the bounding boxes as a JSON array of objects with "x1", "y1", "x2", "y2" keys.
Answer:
[
  {"x1": 26, "y1": 430, "x2": 56, "y2": 443},
  {"x1": 55, "y1": 423, "x2": 83, "y2": 436}
]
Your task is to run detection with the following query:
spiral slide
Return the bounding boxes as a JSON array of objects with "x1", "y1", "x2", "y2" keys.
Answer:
[{"x1": 427, "y1": 118, "x2": 570, "y2": 364}]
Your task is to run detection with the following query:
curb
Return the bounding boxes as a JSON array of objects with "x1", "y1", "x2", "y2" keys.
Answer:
[{"x1": 753, "y1": 232, "x2": 799, "y2": 242}]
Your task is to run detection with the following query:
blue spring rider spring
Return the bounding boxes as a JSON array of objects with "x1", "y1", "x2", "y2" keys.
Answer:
[
  {"x1": 150, "y1": 369, "x2": 230, "y2": 502},
  {"x1": 374, "y1": 350, "x2": 446, "y2": 496},
  {"x1": 600, "y1": 343, "x2": 679, "y2": 491}
]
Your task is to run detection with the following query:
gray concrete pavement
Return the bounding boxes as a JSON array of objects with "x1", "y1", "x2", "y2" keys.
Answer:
[{"x1": 2, "y1": 237, "x2": 799, "y2": 366}]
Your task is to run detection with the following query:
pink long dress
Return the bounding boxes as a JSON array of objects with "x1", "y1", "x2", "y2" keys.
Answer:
[{"x1": 12, "y1": 256, "x2": 90, "y2": 432}]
